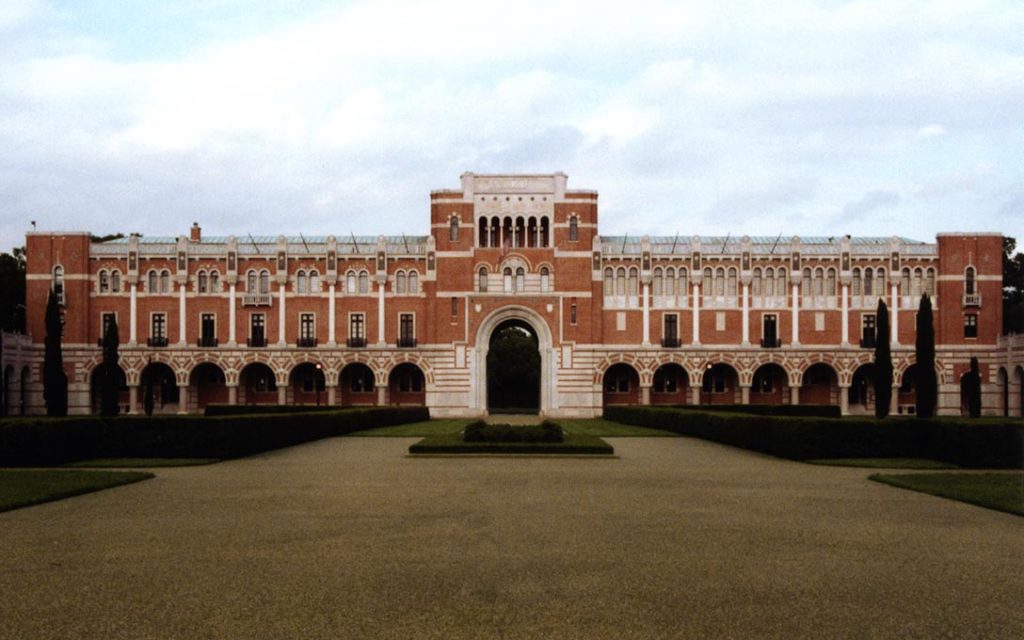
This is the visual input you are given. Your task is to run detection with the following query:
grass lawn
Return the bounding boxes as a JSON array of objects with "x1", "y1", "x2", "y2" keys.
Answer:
[
  {"x1": 870, "y1": 473, "x2": 1024, "y2": 516},
  {"x1": 66, "y1": 458, "x2": 220, "y2": 468},
  {"x1": 557, "y1": 418, "x2": 678, "y2": 437},
  {"x1": 351, "y1": 418, "x2": 675, "y2": 438},
  {"x1": 409, "y1": 431, "x2": 615, "y2": 455},
  {"x1": 0, "y1": 469, "x2": 154, "y2": 513},
  {"x1": 806, "y1": 458, "x2": 958, "y2": 469}
]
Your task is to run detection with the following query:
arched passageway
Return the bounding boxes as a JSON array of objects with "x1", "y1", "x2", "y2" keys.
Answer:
[
  {"x1": 90, "y1": 364, "x2": 128, "y2": 414},
  {"x1": 651, "y1": 363, "x2": 689, "y2": 405},
  {"x1": 2, "y1": 364, "x2": 13, "y2": 416},
  {"x1": 603, "y1": 363, "x2": 640, "y2": 406},
  {"x1": 487, "y1": 319, "x2": 541, "y2": 413},
  {"x1": 751, "y1": 363, "x2": 789, "y2": 405},
  {"x1": 389, "y1": 363, "x2": 426, "y2": 406},
  {"x1": 20, "y1": 366, "x2": 29, "y2": 415},
  {"x1": 140, "y1": 362, "x2": 179, "y2": 413},
  {"x1": 701, "y1": 363, "x2": 739, "y2": 405},
  {"x1": 239, "y1": 362, "x2": 277, "y2": 406},
  {"x1": 800, "y1": 363, "x2": 838, "y2": 406},
  {"x1": 191, "y1": 363, "x2": 227, "y2": 410},
  {"x1": 848, "y1": 364, "x2": 874, "y2": 414},
  {"x1": 1015, "y1": 366, "x2": 1024, "y2": 418},
  {"x1": 340, "y1": 363, "x2": 376, "y2": 406},
  {"x1": 897, "y1": 364, "x2": 919, "y2": 415},
  {"x1": 290, "y1": 362, "x2": 326, "y2": 406},
  {"x1": 996, "y1": 367, "x2": 1009, "y2": 417}
]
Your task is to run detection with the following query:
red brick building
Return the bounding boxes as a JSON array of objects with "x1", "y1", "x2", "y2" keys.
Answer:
[{"x1": 15, "y1": 173, "x2": 1024, "y2": 417}]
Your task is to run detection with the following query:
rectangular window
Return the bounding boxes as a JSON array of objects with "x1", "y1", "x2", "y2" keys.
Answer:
[
  {"x1": 861, "y1": 314, "x2": 876, "y2": 347},
  {"x1": 350, "y1": 314, "x2": 364, "y2": 339},
  {"x1": 101, "y1": 312, "x2": 116, "y2": 337},
  {"x1": 570, "y1": 297, "x2": 578, "y2": 325},
  {"x1": 200, "y1": 313, "x2": 216, "y2": 347},
  {"x1": 399, "y1": 313, "x2": 415, "y2": 347},
  {"x1": 762, "y1": 314, "x2": 777, "y2": 347},
  {"x1": 300, "y1": 313, "x2": 315, "y2": 340},
  {"x1": 663, "y1": 313, "x2": 678, "y2": 346},
  {"x1": 251, "y1": 314, "x2": 265, "y2": 339},
  {"x1": 451, "y1": 297, "x2": 458, "y2": 319},
  {"x1": 964, "y1": 314, "x2": 978, "y2": 338},
  {"x1": 152, "y1": 314, "x2": 166, "y2": 339}
]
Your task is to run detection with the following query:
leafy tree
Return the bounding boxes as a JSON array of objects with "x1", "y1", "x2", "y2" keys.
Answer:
[
  {"x1": 0, "y1": 247, "x2": 26, "y2": 333},
  {"x1": 43, "y1": 290, "x2": 68, "y2": 416},
  {"x1": 90, "y1": 233, "x2": 126, "y2": 243},
  {"x1": 914, "y1": 294, "x2": 938, "y2": 418},
  {"x1": 1004, "y1": 236, "x2": 1024, "y2": 333},
  {"x1": 872, "y1": 299, "x2": 893, "y2": 418},
  {"x1": 963, "y1": 357, "x2": 983, "y2": 418},
  {"x1": 100, "y1": 317, "x2": 121, "y2": 416},
  {"x1": 486, "y1": 326, "x2": 540, "y2": 410}
]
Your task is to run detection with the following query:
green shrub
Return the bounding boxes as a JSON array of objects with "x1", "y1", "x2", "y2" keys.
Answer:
[
  {"x1": 461, "y1": 421, "x2": 565, "y2": 444},
  {"x1": 603, "y1": 406, "x2": 1023, "y2": 469},
  {"x1": 671, "y1": 404, "x2": 841, "y2": 418},
  {"x1": 0, "y1": 407, "x2": 430, "y2": 466}
]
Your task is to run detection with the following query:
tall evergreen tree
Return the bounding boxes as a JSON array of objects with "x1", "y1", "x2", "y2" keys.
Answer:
[
  {"x1": 914, "y1": 294, "x2": 938, "y2": 418},
  {"x1": 965, "y1": 357, "x2": 983, "y2": 418},
  {"x1": 144, "y1": 375, "x2": 155, "y2": 417},
  {"x1": 100, "y1": 317, "x2": 121, "y2": 416},
  {"x1": 872, "y1": 299, "x2": 893, "y2": 418},
  {"x1": 43, "y1": 290, "x2": 68, "y2": 416}
]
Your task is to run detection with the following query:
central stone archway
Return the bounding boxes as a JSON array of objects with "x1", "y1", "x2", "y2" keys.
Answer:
[{"x1": 474, "y1": 306, "x2": 555, "y2": 416}]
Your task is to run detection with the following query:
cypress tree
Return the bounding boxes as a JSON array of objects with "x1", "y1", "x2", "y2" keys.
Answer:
[
  {"x1": 43, "y1": 290, "x2": 68, "y2": 416},
  {"x1": 966, "y1": 356, "x2": 982, "y2": 418},
  {"x1": 100, "y1": 317, "x2": 121, "y2": 416},
  {"x1": 144, "y1": 376, "x2": 155, "y2": 417},
  {"x1": 914, "y1": 294, "x2": 938, "y2": 417},
  {"x1": 872, "y1": 298, "x2": 893, "y2": 418}
]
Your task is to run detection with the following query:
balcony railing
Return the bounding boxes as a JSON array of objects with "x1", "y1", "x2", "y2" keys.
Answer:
[
  {"x1": 197, "y1": 336, "x2": 218, "y2": 348},
  {"x1": 297, "y1": 337, "x2": 318, "y2": 348},
  {"x1": 760, "y1": 337, "x2": 781, "y2": 348},
  {"x1": 347, "y1": 337, "x2": 367, "y2": 348},
  {"x1": 147, "y1": 336, "x2": 169, "y2": 347},
  {"x1": 859, "y1": 336, "x2": 877, "y2": 349},
  {"x1": 962, "y1": 293, "x2": 982, "y2": 307},
  {"x1": 661, "y1": 336, "x2": 680, "y2": 348},
  {"x1": 397, "y1": 337, "x2": 418, "y2": 348},
  {"x1": 242, "y1": 293, "x2": 272, "y2": 306},
  {"x1": 247, "y1": 336, "x2": 267, "y2": 348}
]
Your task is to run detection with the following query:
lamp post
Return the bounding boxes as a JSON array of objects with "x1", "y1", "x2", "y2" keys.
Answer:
[{"x1": 315, "y1": 363, "x2": 322, "y2": 406}]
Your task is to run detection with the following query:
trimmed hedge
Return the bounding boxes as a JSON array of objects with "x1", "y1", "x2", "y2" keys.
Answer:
[
  {"x1": 204, "y1": 404, "x2": 345, "y2": 417},
  {"x1": 0, "y1": 407, "x2": 429, "y2": 467},
  {"x1": 673, "y1": 404, "x2": 842, "y2": 418},
  {"x1": 604, "y1": 406, "x2": 1023, "y2": 469},
  {"x1": 463, "y1": 420, "x2": 564, "y2": 443}
]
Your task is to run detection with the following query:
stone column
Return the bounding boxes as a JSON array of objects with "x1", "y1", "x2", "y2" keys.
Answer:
[
  {"x1": 839, "y1": 384, "x2": 850, "y2": 416},
  {"x1": 741, "y1": 283, "x2": 750, "y2": 346},
  {"x1": 642, "y1": 283, "x2": 650, "y2": 345},
  {"x1": 692, "y1": 284, "x2": 700, "y2": 345},
  {"x1": 377, "y1": 282, "x2": 386, "y2": 345},
  {"x1": 377, "y1": 385, "x2": 388, "y2": 406},
  {"x1": 841, "y1": 284, "x2": 849, "y2": 346},
  {"x1": 740, "y1": 385, "x2": 750, "y2": 405},
  {"x1": 129, "y1": 283, "x2": 138, "y2": 345},
  {"x1": 640, "y1": 385, "x2": 651, "y2": 405},
  {"x1": 277, "y1": 386, "x2": 287, "y2": 405},
  {"x1": 791, "y1": 283, "x2": 800, "y2": 345},
  {"x1": 179, "y1": 283, "x2": 187, "y2": 345},
  {"x1": 228, "y1": 283, "x2": 237, "y2": 346},
  {"x1": 790, "y1": 385, "x2": 800, "y2": 405},
  {"x1": 128, "y1": 385, "x2": 138, "y2": 414},
  {"x1": 277, "y1": 283, "x2": 287, "y2": 346},
  {"x1": 327, "y1": 386, "x2": 337, "y2": 406},
  {"x1": 227, "y1": 385, "x2": 238, "y2": 406},
  {"x1": 891, "y1": 283, "x2": 899, "y2": 345},
  {"x1": 328, "y1": 283, "x2": 336, "y2": 345},
  {"x1": 890, "y1": 384, "x2": 899, "y2": 416},
  {"x1": 691, "y1": 386, "x2": 701, "y2": 405},
  {"x1": 178, "y1": 384, "x2": 188, "y2": 414}
]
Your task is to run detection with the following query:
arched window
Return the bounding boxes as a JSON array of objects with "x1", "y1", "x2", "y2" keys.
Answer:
[
  {"x1": 864, "y1": 267, "x2": 873, "y2": 297},
  {"x1": 209, "y1": 270, "x2": 219, "y2": 292},
  {"x1": 540, "y1": 267, "x2": 550, "y2": 292},
  {"x1": 198, "y1": 270, "x2": 208, "y2": 294},
  {"x1": 247, "y1": 270, "x2": 257, "y2": 292},
  {"x1": 297, "y1": 270, "x2": 307, "y2": 294},
  {"x1": 358, "y1": 271, "x2": 369, "y2": 294},
  {"x1": 259, "y1": 270, "x2": 270, "y2": 294},
  {"x1": 615, "y1": 268, "x2": 626, "y2": 296},
  {"x1": 449, "y1": 216, "x2": 459, "y2": 242},
  {"x1": 111, "y1": 270, "x2": 121, "y2": 293},
  {"x1": 727, "y1": 267, "x2": 737, "y2": 297},
  {"x1": 527, "y1": 217, "x2": 538, "y2": 248},
  {"x1": 490, "y1": 216, "x2": 500, "y2": 247},
  {"x1": 777, "y1": 268, "x2": 787, "y2": 297},
  {"x1": 925, "y1": 268, "x2": 936, "y2": 297},
  {"x1": 801, "y1": 268, "x2": 811, "y2": 299},
  {"x1": 852, "y1": 268, "x2": 862, "y2": 297},
  {"x1": 540, "y1": 217, "x2": 550, "y2": 247},
  {"x1": 766, "y1": 268, "x2": 776, "y2": 299},
  {"x1": 396, "y1": 271, "x2": 406, "y2": 294},
  {"x1": 503, "y1": 267, "x2": 513, "y2": 293},
  {"x1": 569, "y1": 216, "x2": 579, "y2": 242},
  {"x1": 515, "y1": 267, "x2": 525, "y2": 292},
  {"x1": 715, "y1": 268, "x2": 725, "y2": 297},
  {"x1": 876, "y1": 268, "x2": 886, "y2": 297},
  {"x1": 478, "y1": 218, "x2": 488, "y2": 247},
  {"x1": 702, "y1": 268, "x2": 712, "y2": 299},
  {"x1": 159, "y1": 270, "x2": 170, "y2": 293},
  {"x1": 148, "y1": 270, "x2": 158, "y2": 293},
  {"x1": 813, "y1": 268, "x2": 823, "y2": 298},
  {"x1": 628, "y1": 267, "x2": 639, "y2": 297},
  {"x1": 677, "y1": 268, "x2": 688, "y2": 299},
  {"x1": 653, "y1": 267, "x2": 663, "y2": 297},
  {"x1": 99, "y1": 270, "x2": 109, "y2": 293},
  {"x1": 665, "y1": 268, "x2": 676, "y2": 300},
  {"x1": 479, "y1": 267, "x2": 489, "y2": 292},
  {"x1": 515, "y1": 217, "x2": 526, "y2": 248},
  {"x1": 304, "y1": 270, "x2": 313, "y2": 292},
  {"x1": 346, "y1": 270, "x2": 356, "y2": 293},
  {"x1": 965, "y1": 266, "x2": 976, "y2": 294},
  {"x1": 604, "y1": 268, "x2": 613, "y2": 296},
  {"x1": 408, "y1": 271, "x2": 418, "y2": 294},
  {"x1": 902, "y1": 268, "x2": 912, "y2": 295},
  {"x1": 826, "y1": 268, "x2": 836, "y2": 297},
  {"x1": 752, "y1": 268, "x2": 762, "y2": 298}
]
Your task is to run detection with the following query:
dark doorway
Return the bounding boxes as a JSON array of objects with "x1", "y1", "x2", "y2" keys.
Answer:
[{"x1": 487, "y1": 319, "x2": 540, "y2": 413}]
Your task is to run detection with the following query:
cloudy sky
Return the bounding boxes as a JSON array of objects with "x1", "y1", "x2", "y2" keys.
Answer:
[{"x1": 1, "y1": 0, "x2": 1022, "y2": 252}]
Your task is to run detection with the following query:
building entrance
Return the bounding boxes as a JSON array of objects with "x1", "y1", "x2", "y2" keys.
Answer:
[{"x1": 486, "y1": 319, "x2": 541, "y2": 414}]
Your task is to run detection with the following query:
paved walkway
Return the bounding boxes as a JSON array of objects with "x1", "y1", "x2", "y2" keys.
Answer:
[{"x1": 1, "y1": 437, "x2": 1021, "y2": 639}]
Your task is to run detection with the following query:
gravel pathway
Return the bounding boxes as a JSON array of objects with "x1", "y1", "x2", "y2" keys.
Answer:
[{"x1": 1, "y1": 437, "x2": 1021, "y2": 639}]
